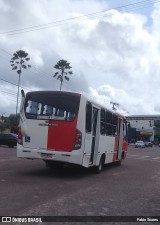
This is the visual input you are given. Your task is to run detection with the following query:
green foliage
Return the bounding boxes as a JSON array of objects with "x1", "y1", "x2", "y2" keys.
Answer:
[
  {"x1": 0, "y1": 114, "x2": 20, "y2": 133},
  {"x1": 0, "y1": 116, "x2": 9, "y2": 133},
  {"x1": 9, "y1": 114, "x2": 19, "y2": 133},
  {"x1": 53, "y1": 59, "x2": 72, "y2": 91},
  {"x1": 10, "y1": 50, "x2": 31, "y2": 75}
]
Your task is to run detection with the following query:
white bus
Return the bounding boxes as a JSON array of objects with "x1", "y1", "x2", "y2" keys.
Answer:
[{"x1": 17, "y1": 90, "x2": 128, "y2": 173}]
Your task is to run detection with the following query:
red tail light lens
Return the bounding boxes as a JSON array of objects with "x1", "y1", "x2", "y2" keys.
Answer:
[
  {"x1": 18, "y1": 127, "x2": 23, "y2": 145},
  {"x1": 74, "y1": 129, "x2": 82, "y2": 150}
]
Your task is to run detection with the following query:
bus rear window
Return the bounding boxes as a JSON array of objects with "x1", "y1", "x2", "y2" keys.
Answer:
[{"x1": 24, "y1": 92, "x2": 80, "y2": 121}]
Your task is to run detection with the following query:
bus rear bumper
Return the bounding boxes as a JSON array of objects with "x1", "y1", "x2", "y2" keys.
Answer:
[{"x1": 17, "y1": 145, "x2": 83, "y2": 166}]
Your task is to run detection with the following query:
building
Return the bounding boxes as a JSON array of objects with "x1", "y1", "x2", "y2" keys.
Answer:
[{"x1": 126, "y1": 115, "x2": 160, "y2": 144}]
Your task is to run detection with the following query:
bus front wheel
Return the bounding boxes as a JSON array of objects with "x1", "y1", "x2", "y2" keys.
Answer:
[{"x1": 117, "y1": 152, "x2": 124, "y2": 166}]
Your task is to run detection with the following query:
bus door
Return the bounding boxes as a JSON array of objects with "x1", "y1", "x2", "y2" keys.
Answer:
[
  {"x1": 90, "y1": 107, "x2": 99, "y2": 164},
  {"x1": 83, "y1": 102, "x2": 100, "y2": 166},
  {"x1": 117, "y1": 118, "x2": 123, "y2": 160}
]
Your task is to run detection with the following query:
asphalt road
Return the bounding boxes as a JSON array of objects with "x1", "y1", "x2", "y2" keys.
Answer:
[{"x1": 0, "y1": 145, "x2": 160, "y2": 225}]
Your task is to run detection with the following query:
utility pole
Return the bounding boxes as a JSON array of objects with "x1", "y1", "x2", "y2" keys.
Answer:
[{"x1": 110, "y1": 102, "x2": 119, "y2": 111}]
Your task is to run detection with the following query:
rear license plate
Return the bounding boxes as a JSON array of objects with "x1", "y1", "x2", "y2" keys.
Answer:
[{"x1": 41, "y1": 153, "x2": 53, "y2": 159}]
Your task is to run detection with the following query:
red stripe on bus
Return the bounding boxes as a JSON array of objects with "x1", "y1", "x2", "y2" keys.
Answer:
[
  {"x1": 47, "y1": 117, "x2": 78, "y2": 152},
  {"x1": 112, "y1": 136, "x2": 118, "y2": 162}
]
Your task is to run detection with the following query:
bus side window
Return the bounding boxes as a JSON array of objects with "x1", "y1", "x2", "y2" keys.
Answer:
[
  {"x1": 123, "y1": 121, "x2": 127, "y2": 138},
  {"x1": 106, "y1": 111, "x2": 112, "y2": 135},
  {"x1": 86, "y1": 102, "x2": 92, "y2": 133},
  {"x1": 112, "y1": 125, "x2": 117, "y2": 135},
  {"x1": 113, "y1": 114, "x2": 118, "y2": 126},
  {"x1": 112, "y1": 115, "x2": 118, "y2": 135},
  {"x1": 100, "y1": 109, "x2": 106, "y2": 135}
]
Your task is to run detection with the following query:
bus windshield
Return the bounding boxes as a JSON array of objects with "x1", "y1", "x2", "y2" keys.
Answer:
[{"x1": 24, "y1": 91, "x2": 80, "y2": 121}]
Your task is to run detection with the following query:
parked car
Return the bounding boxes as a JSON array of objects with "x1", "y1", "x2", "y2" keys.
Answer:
[
  {"x1": 0, "y1": 133, "x2": 17, "y2": 148},
  {"x1": 145, "y1": 141, "x2": 153, "y2": 147},
  {"x1": 135, "y1": 141, "x2": 145, "y2": 148}
]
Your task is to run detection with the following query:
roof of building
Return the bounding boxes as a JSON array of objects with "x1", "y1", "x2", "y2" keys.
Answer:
[{"x1": 126, "y1": 115, "x2": 160, "y2": 120}]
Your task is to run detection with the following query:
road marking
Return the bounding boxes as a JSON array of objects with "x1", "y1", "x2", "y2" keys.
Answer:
[
  {"x1": 152, "y1": 157, "x2": 160, "y2": 160},
  {"x1": 0, "y1": 158, "x2": 18, "y2": 162},
  {"x1": 141, "y1": 156, "x2": 150, "y2": 158},
  {"x1": 127, "y1": 156, "x2": 160, "y2": 163}
]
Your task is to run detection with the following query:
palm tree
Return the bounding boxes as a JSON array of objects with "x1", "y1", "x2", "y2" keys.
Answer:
[
  {"x1": 10, "y1": 50, "x2": 31, "y2": 115},
  {"x1": 53, "y1": 59, "x2": 72, "y2": 91}
]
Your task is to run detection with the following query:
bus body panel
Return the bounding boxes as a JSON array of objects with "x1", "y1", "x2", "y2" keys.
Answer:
[
  {"x1": 112, "y1": 136, "x2": 119, "y2": 162},
  {"x1": 117, "y1": 118, "x2": 123, "y2": 160},
  {"x1": 47, "y1": 117, "x2": 77, "y2": 152},
  {"x1": 22, "y1": 120, "x2": 48, "y2": 150},
  {"x1": 74, "y1": 95, "x2": 86, "y2": 149},
  {"x1": 122, "y1": 138, "x2": 128, "y2": 159},
  {"x1": 21, "y1": 118, "x2": 78, "y2": 152},
  {"x1": 98, "y1": 135, "x2": 115, "y2": 164}
]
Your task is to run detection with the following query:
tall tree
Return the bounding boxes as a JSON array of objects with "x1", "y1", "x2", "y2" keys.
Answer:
[
  {"x1": 0, "y1": 113, "x2": 6, "y2": 133},
  {"x1": 9, "y1": 114, "x2": 20, "y2": 133},
  {"x1": 53, "y1": 59, "x2": 72, "y2": 91},
  {"x1": 10, "y1": 50, "x2": 31, "y2": 115}
]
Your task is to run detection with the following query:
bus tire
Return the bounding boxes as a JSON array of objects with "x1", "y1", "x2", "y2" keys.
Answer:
[
  {"x1": 9, "y1": 145, "x2": 14, "y2": 148},
  {"x1": 117, "y1": 158, "x2": 122, "y2": 166},
  {"x1": 95, "y1": 155, "x2": 105, "y2": 174},
  {"x1": 117, "y1": 151, "x2": 125, "y2": 166},
  {"x1": 117, "y1": 154, "x2": 123, "y2": 166}
]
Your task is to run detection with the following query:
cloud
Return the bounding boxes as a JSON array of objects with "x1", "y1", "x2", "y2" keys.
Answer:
[{"x1": 0, "y1": 0, "x2": 160, "y2": 116}]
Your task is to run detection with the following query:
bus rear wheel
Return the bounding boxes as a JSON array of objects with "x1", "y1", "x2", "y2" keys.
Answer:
[{"x1": 95, "y1": 155, "x2": 105, "y2": 173}]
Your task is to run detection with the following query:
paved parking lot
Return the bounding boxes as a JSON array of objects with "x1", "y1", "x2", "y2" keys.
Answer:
[{"x1": 0, "y1": 145, "x2": 160, "y2": 224}]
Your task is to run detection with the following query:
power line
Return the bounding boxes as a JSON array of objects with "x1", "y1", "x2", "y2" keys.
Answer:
[
  {"x1": 0, "y1": 47, "x2": 81, "y2": 93},
  {"x1": 0, "y1": 86, "x2": 17, "y2": 96},
  {"x1": 0, "y1": 47, "x2": 54, "y2": 81},
  {"x1": 0, "y1": 2, "x2": 157, "y2": 96},
  {"x1": 0, "y1": 43, "x2": 97, "y2": 97},
  {"x1": 0, "y1": 76, "x2": 31, "y2": 91},
  {"x1": 0, "y1": 49, "x2": 55, "y2": 92},
  {"x1": 0, "y1": 48, "x2": 12, "y2": 55},
  {"x1": 0, "y1": 0, "x2": 157, "y2": 37},
  {"x1": 0, "y1": 95, "x2": 17, "y2": 102},
  {"x1": 0, "y1": 83, "x2": 21, "y2": 97},
  {"x1": 0, "y1": 47, "x2": 53, "y2": 79},
  {"x1": 0, "y1": 91, "x2": 19, "y2": 100}
]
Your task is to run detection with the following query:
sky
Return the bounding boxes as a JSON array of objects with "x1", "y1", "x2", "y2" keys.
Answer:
[{"x1": 0, "y1": 0, "x2": 160, "y2": 116}]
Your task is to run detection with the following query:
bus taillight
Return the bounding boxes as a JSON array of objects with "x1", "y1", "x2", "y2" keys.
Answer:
[
  {"x1": 18, "y1": 127, "x2": 23, "y2": 145},
  {"x1": 74, "y1": 129, "x2": 82, "y2": 150}
]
